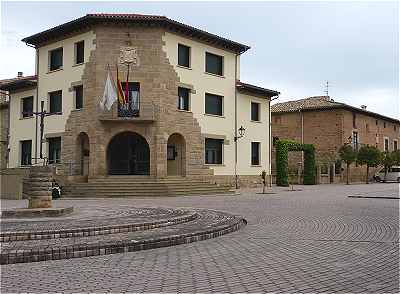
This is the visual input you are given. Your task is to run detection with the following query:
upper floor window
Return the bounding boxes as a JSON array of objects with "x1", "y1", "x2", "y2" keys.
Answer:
[
  {"x1": 21, "y1": 96, "x2": 33, "y2": 118},
  {"x1": 352, "y1": 113, "x2": 356, "y2": 128},
  {"x1": 74, "y1": 85, "x2": 83, "y2": 110},
  {"x1": 394, "y1": 140, "x2": 398, "y2": 151},
  {"x1": 251, "y1": 102, "x2": 260, "y2": 121},
  {"x1": 384, "y1": 122, "x2": 386, "y2": 128},
  {"x1": 49, "y1": 90, "x2": 62, "y2": 113},
  {"x1": 394, "y1": 125, "x2": 397, "y2": 131},
  {"x1": 205, "y1": 52, "x2": 223, "y2": 76},
  {"x1": 375, "y1": 120, "x2": 378, "y2": 126},
  {"x1": 205, "y1": 138, "x2": 223, "y2": 165},
  {"x1": 352, "y1": 131, "x2": 359, "y2": 150},
  {"x1": 49, "y1": 48, "x2": 63, "y2": 71},
  {"x1": 251, "y1": 142, "x2": 260, "y2": 166},
  {"x1": 205, "y1": 93, "x2": 223, "y2": 116},
  {"x1": 178, "y1": 87, "x2": 190, "y2": 111},
  {"x1": 74, "y1": 41, "x2": 85, "y2": 65},
  {"x1": 20, "y1": 140, "x2": 32, "y2": 166},
  {"x1": 118, "y1": 82, "x2": 140, "y2": 117},
  {"x1": 384, "y1": 137, "x2": 389, "y2": 152},
  {"x1": 178, "y1": 44, "x2": 190, "y2": 68},
  {"x1": 48, "y1": 137, "x2": 61, "y2": 164}
]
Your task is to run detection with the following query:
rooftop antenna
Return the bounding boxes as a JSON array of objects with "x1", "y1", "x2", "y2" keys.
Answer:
[{"x1": 324, "y1": 81, "x2": 329, "y2": 96}]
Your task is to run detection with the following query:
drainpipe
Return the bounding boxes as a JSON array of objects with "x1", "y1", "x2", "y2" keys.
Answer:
[
  {"x1": 26, "y1": 43, "x2": 39, "y2": 164},
  {"x1": 269, "y1": 95, "x2": 279, "y2": 187}
]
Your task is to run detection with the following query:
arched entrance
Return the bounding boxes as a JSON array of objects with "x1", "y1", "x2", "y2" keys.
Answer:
[
  {"x1": 107, "y1": 132, "x2": 150, "y2": 175},
  {"x1": 76, "y1": 132, "x2": 90, "y2": 176},
  {"x1": 167, "y1": 133, "x2": 186, "y2": 176}
]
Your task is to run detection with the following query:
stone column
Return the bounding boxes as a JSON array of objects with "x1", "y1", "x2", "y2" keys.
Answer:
[{"x1": 28, "y1": 166, "x2": 53, "y2": 209}]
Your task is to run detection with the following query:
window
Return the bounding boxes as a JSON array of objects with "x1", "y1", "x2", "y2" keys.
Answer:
[
  {"x1": 205, "y1": 93, "x2": 223, "y2": 116},
  {"x1": 205, "y1": 138, "x2": 223, "y2": 164},
  {"x1": 352, "y1": 113, "x2": 356, "y2": 128},
  {"x1": 49, "y1": 48, "x2": 63, "y2": 71},
  {"x1": 75, "y1": 41, "x2": 84, "y2": 64},
  {"x1": 394, "y1": 140, "x2": 398, "y2": 151},
  {"x1": 251, "y1": 102, "x2": 260, "y2": 121},
  {"x1": 251, "y1": 142, "x2": 260, "y2": 166},
  {"x1": 205, "y1": 52, "x2": 223, "y2": 76},
  {"x1": 384, "y1": 122, "x2": 386, "y2": 128},
  {"x1": 167, "y1": 145, "x2": 176, "y2": 160},
  {"x1": 366, "y1": 123, "x2": 369, "y2": 132},
  {"x1": 321, "y1": 164, "x2": 329, "y2": 175},
  {"x1": 49, "y1": 90, "x2": 62, "y2": 113},
  {"x1": 21, "y1": 96, "x2": 33, "y2": 118},
  {"x1": 178, "y1": 44, "x2": 190, "y2": 68},
  {"x1": 178, "y1": 87, "x2": 190, "y2": 111},
  {"x1": 48, "y1": 137, "x2": 61, "y2": 164},
  {"x1": 394, "y1": 125, "x2": 397, "y2": 131},
  {"x1": 119, "y1": 82, "x2": 140, "y2": 117},
  {"x1": 20, "y1": 140, "x2": 32, "y2": 166},
  {"x1": 352, "y1": 131, "x2": 359, "y2": 150},
  {"x1": 384, "y1": 138, "x2": 389, "y2": 152},
  {"x1": 273, "y1": 137, "x2": 279, "y2": 146},
  {"x1": 335, "y1": 160, "x2": 342, "y2": 174},
  {"x1": 74, "y1": 85, "x2": 83, "y2": 109}
]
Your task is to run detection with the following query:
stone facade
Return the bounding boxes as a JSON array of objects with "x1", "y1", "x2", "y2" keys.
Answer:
[
  {"x1": 272, "y1": 101, "x2": 400, "y2": 183},
  {"x1": 63, "y1": 25, "x2": 211, "y2": 180}
]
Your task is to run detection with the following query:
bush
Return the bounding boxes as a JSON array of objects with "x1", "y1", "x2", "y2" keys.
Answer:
[{"x1": 276, "y1": 140, "x2": 316, "y2": 186}]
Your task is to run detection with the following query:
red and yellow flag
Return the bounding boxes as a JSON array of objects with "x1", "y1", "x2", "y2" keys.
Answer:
[{"x1": 116, "y1": 63, "x2": 126, "y2": 104}]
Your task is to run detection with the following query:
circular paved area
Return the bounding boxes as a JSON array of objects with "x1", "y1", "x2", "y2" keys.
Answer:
[{"x1": 1, "y1": 183, "x2": 399, "y2": 293}]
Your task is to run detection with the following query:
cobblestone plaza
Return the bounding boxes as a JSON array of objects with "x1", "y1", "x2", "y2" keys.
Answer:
[{"x1": 1, "y1": 183, "x2": 399, "y2": 293}]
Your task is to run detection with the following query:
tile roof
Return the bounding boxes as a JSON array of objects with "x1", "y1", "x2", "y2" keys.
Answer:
[
  {"x1": 0, "y1": 75, "x2": 37, "y2": 92},
  {"x1": 22, "y1": 13, "x2": 250, "y2": 53},
  {"x1": 271, "y1": 96, "x2": 399, "y2": 124},
  {"x1": 236, "y1": 81, "x2": 280, "y2": 98}
]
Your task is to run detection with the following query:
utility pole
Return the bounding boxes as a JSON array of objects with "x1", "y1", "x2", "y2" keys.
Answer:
[{"x1": 324, "y1": 81, "x2": 329, "y2": 96}]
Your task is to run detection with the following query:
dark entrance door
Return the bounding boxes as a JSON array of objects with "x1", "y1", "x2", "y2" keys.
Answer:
[{"x1": 107, "y1": 132, "x2": 150, "y2": 175}]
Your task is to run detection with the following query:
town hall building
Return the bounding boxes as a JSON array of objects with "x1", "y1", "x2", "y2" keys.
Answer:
[{"x1": 0, "y1": 14, "x2": 279, "y2": 194}]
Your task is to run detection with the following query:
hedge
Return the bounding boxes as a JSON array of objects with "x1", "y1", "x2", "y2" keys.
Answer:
[{"x1": 276, "y1": 140, "x2": 316, "y2": 186}]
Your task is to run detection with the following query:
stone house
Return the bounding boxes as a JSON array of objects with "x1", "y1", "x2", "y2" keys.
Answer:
[
  {"x1": 0, "y1": 13, "x2": 279, "y2": 192},
  {"x1": 271, "y1": 96, "x2": 400, "y2": 183}
]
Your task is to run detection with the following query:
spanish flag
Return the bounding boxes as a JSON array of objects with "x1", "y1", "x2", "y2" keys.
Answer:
[{"x1": 116, "y1": 63, "x2": 126, "y2": 104}]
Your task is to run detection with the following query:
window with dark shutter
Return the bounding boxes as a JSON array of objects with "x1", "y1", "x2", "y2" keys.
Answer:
[
  {"x1": 21, "y1": 140, "x2": 32, "y2": 166},
  {"x1": 205, "y1": 93, "x2": 223, "y2": 116},
  {"x1": 49, "y1": 90, "x2": 62, "y2": 113},
  {"x1": 22, "y1": 96, "x2": 33, "y2": 118},
  {"x1": 178, "y1": 87, "x2": 190, "y2": 111},
  {"x1": 74, "y1": 85, "x2": 83, "y2": 109},
  {"x1": 251, "y1": 142, "x2": 260, "y2": 165},
  {"x1": 178, "y1": 44, "x2": 190, "y2": 67},
  {"x1": 251, "y1": 102, "x2": 260, "y2": 121},
  {"x1": 75, "y1": 41, "x2": 85, "y2": 64},
  {"x1": 48, "y1": 137, "x2": 61, "y2": 164},
  {"x1": 205, "y1": 138, "x2": 223, "y2": 164},
  {"x1": 205, "y1": 52, "x2": 223, "y2": 76},
  {"x1": 49, "y1": 48, "x2": 63, "y2": 71}
]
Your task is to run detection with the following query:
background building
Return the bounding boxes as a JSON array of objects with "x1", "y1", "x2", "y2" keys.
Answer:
[{"x1": 271, "y1": 96, "x2": 400, "y2": 183}]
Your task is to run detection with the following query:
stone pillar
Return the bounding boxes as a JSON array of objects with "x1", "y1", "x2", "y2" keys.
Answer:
[{"x1": 28, "y1": 166, "x2": 53, "y2": 209}]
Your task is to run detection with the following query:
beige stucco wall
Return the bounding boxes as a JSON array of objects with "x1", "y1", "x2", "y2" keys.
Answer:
[
  {"x1": 162, "y1": 32, "x2": 271, "y2": 176},
  {"x1": 8, "y1": 88, "x2": 36, "y2": 168}
]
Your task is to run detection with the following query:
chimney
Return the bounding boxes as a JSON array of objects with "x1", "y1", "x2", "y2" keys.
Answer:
[
  {"x1": 361, "y1": 105, "x2": 367, "y2": 110},
  {"x1": 17, "y1": 72, "x2": 23, "y2": 78}
]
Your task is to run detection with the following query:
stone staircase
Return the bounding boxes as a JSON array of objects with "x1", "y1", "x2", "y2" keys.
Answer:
[{"x1": 63, "y1": 176, "x2": 233, "y2": 198}]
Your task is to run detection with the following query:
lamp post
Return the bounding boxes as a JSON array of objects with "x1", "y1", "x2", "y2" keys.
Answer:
[{"x1": 234, "y1": 125, "x2": 245, "y2": 189}]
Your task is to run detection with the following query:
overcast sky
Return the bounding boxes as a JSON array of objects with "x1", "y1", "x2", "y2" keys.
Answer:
[{"x1": 1, "y1": 1, "x2": 398, "y2": 117}]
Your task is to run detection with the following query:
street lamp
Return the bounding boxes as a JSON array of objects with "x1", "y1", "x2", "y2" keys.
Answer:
[{"x1": 234, "y1": 125, "x2": 246, "y2": 189}]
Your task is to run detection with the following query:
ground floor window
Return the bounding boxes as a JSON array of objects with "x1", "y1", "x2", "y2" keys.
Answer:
[
  {"x1": 21, "y1": 140, "x2": 32, "y2": 166},
  {"x1": 48, "y1": 137, "x2": 61, "y2": 164},
  {"x1": 394, "y1": 140, "x2": 398, "y2": 151},
  {"x1": 205, "y1": 138, "x2": 223, "y2": 164},
  {"x1": 251, "y1": 142, "x2": 260, "y2": 165}
]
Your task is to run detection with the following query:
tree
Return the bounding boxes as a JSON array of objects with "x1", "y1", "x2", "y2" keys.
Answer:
[
  {"x1": 381, "y1": 152, "x2": 394, "y2": 182},
  {"x1": 357, "y1": 146, "x2": 381, "y2": 184},
  {"x1": 338, "y1": 144, "x2": 357, "y2": 185},
  {"x1": 391, "y1": 150, "x2": 400, "y2": 166}
]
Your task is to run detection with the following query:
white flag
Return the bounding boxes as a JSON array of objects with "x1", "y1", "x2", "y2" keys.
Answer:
[{"x1": 100, "y1": 69, "x2": 117, "y2": 111}]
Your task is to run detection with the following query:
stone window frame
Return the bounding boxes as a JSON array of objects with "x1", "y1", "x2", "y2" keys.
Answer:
[{"x1": 384, "y1": 137, "x2": 390, "y2": 152}]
